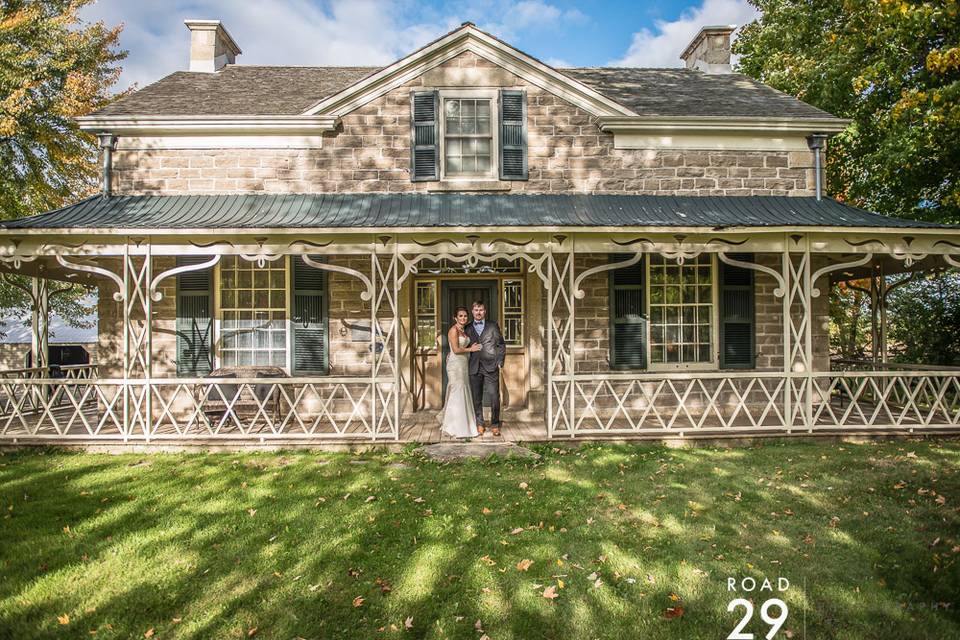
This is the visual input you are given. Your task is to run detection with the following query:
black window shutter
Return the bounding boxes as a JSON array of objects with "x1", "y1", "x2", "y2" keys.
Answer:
[
  {"x1": 499, "y1": 90, "x2": 528, "y2": 180},
  {"x1": 410, "y1": 90, "x2": 439, "y2": 181},
  {"x1": 609, "y1": 254, "x2": 646, "y2": 369},
  {"x1": 176, "y1": 256, "x2": 213, "y2": 376},
  {"x1": 292, "y1": 256, "x2": 328, "y2": 376},
  {"x1": 720, "y1": 254, "x2": 756, "y2": 369}
]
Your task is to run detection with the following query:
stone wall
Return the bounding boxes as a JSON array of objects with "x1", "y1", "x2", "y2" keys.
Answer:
[{"x1": 112, "y1": 51, "x2": 816, "y2": 197}]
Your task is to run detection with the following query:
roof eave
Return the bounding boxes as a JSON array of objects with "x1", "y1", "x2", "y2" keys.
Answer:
[
  {"x1": 597, "y1": 115, "x2": 850, "y2": 136},
  {"x1": 75, "y1": 114, "x2": 341, "y2": 136}
]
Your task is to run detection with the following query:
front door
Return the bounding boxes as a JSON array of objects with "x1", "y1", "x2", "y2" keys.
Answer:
[{"x1": 440, "y1": 280, "x2": 498, "y2": 401}]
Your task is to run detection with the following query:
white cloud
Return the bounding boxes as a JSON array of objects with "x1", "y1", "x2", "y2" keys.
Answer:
[
  {"x1": 610, "y1": 0, "x2": 758, "y2": 68},
  {"x1": 79, "y1": 0, "x2": 584, "y2": 92}
]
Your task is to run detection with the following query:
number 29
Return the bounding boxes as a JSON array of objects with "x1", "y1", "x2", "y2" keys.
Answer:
[{"x1": 727, "y1": 598, "x2": 789, "y2": 639}]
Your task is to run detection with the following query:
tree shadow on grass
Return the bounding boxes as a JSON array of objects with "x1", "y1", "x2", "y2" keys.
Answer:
[{"x1": 0, "y1": 442, "x2": 957, "y2": 639}]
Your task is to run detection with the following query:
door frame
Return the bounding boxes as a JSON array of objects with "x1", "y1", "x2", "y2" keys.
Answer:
[{"x1": 440, "y1": 279, "x2": 498, "y2": 399}]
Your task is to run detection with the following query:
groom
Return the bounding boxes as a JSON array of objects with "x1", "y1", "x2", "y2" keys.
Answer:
[{"x1": 465, "y1": 300, "x2": 506, "y2": 436}]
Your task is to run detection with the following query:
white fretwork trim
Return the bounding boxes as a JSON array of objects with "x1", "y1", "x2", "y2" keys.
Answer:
[
  {"x1": 149, "y1": 255, "x2": 221, "y2": 301},
  {"x1": 56, "y1": 255, "x2": 125, "y2": 301},
  {"x1": 810, "y1": 253, "x2": 873, "y2": 298}
]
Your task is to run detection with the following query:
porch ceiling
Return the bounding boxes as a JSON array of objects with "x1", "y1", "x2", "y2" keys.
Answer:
[{"x1": 1, "y1": 194, "x2": 952, "y2": 232}]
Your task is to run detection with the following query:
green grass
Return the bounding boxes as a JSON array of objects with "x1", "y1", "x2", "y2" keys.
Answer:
[{"x1": 0, "y1": 441, "x2": 958, "y2": 640}]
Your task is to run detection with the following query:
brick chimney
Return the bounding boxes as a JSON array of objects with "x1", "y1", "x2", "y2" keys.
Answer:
[
  {"x1": 184, "y1": 20, "x2": 241, "y2": 73},
  {"x1": 680, "y1": 25, "x2": 735, "y2": 74}
]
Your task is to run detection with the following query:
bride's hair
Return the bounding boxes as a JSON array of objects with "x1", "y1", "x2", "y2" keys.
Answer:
[{"x1": 452, "y1": 306, "x2": 470, "y2": 320}]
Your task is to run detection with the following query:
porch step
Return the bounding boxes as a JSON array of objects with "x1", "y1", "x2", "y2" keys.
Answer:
[{"x1": 420, "y1": 441, "x2": 541, "y2": 461}]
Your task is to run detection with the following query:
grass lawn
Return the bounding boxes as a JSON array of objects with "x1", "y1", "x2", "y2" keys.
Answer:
[{"x1": 0, "y1": 440, "x2": 958, "y2": 640}]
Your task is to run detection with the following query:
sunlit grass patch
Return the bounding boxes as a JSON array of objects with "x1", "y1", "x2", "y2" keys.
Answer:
[{"x1": 0, "y1": 440, "x2": 957, "y2": 639}]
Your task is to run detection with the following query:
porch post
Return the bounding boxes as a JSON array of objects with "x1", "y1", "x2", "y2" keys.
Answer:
[
  {"x1": 546, "y1": 235, "x2": 574, "y2": 437},
  {"x1": 122, "y1": 239, "x2": 152, "y2": 440},
  {"x1": 783, "y1": 234, "x2": 814, "y2": 431},
  {"x1": 370, "y1": 238, "x2": 400, "y2": 440},
  {"x1": 30, "y1": 277, "x2": 49, "y2": 370},
  {"x1": 568, "y1": 235, "x2": 576, "y2": 437}
]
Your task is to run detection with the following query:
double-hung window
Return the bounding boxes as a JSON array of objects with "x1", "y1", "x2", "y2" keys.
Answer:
[
  {"x1": 608, "y1": 253, "x2": 756, "y2": 369},
  {"x1": 444, "y1": 98, "x2": 493, "y2": 176},
  {"x1": 219, "y1": 256, "x2": 288, "y2": 368}
]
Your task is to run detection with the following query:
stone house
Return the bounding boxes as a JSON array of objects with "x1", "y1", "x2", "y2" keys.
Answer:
[{"x1": 0, "y1": 20, "x2": 958, "y2": 445}]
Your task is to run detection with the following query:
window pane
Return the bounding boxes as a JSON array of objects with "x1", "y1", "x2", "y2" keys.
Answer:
[
  {"x1": 220, "y1": 259, "x2": 288, "y2": 369},
  {"x1": 649, "y1": 256, "x2": 713, "y2": 364}
]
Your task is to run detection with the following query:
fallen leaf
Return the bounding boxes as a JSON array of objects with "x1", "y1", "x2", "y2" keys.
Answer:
[
  {"x1": 144, "y1": 629, "x2": 154, "y2": 638},
  {"x1": 353, "y1": 596, "x2": 365, "y2": 607},
  {"x1": 404, "y1": 616, "x2": 413, "y2": 630},
  {"x1": 542, "y1": 585, "x2": 559, "y2": 599},
  {"x1": 248, "y1": 627, "x2": 257, "y2": 637},
  {"x1": 480, "y1": 555, "x2": 496, "y2": 566},
  {"x1": 664, "y1": 606, "x2": 685, "y2": 619},
  {"x1": 366, "y1": 495, "x2": 376, "y2": 503},
  {"x1": 482, "y1": 507, "x2": 492, "y2": 515},
  {"x1": 247, "y1": 508, "x2": 257, "y2": 517},
  {"x1": 519, "y1": 482, "x2": 528, "y2": 489},
  {"x1": 510, "y1": 527, "x2": 524, "y2": 535},
  {"x1": 669, "y1": 592, "x2": 681, "y2": 602},
  {"x1": 57, "y1": 614, "x2": 70, "y2": 625},
  {"x1": 516, "y1": 559, "x2": 533, "y2": 571}
]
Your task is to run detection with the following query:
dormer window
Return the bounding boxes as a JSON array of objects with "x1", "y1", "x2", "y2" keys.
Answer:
[
  {"x1": 443, "y1": 97, "x2": 493, "y2": 178},
  {"x1": 411, "y1": 89, "x2": 527, "y2": 182}
]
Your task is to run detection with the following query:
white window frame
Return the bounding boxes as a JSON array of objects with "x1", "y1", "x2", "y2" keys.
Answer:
[
  {"x1": 645, "y1": 254, "x2": 720, "y2": 371},
  {"x1": 438, "y1": 89, "x2": 499, "y2": 181},
  {"x1": 213, "y1": 255, "x2": 292, "y2": 373}
]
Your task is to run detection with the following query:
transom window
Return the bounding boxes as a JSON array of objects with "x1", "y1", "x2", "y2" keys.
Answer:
[
  {"x1": 219, "y1": 256, "x2": 288, "y2": 367},
  {"x1": 648, "y1": 254, "x2": 714, "y2": 364},
  {"x1": 443, "y1": 97, "x2": 494, "y2": 178}
]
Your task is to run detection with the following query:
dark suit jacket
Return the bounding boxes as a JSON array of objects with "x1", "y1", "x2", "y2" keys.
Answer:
[{"x1": 465, "y1": 319, "x2": 506, "y2": 375}]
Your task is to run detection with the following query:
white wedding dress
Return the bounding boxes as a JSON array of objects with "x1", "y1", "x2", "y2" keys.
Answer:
[{"x1": 439, "y1": 333, "x2": 479, "y2": 438}]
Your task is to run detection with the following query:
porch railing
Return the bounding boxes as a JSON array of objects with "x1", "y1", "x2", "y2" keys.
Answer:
[
  {"x1": 552, "y1": 369, "x2": 960, "y2": 437},
  {"x1": 0, "y1": 375, "x2": 397, "y2": 442}
]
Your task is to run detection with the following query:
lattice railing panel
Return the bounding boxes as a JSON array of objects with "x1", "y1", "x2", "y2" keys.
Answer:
[{"x1": 0, "y1": 378, "x2": 396, "y2": 441}]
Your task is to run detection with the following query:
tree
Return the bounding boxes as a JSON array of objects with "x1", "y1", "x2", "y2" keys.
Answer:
[
  {"x1": 886, "y1": 271, "x2": 960, "y2": 365},
  {"x1": 734, "y1": 0, "x2": 960, "y2": 224},
  {"x1": 0, "y1": 0, "x2": 127, "y2": 332}
]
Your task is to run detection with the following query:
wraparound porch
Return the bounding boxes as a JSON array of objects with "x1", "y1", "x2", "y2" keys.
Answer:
[{"x1": 1, "y1": 223, "x2": 958, "y2": 444}]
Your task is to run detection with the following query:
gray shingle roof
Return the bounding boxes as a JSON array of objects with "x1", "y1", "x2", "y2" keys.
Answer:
[
  {"x1": 1, "y1": 194, "x2": 945, "y2": 230},
  {"x1": 92, "y1": 66, "x2": 379, "y2": 116},
  {"x1": 90, "y1": 64, "x2": 836, "y2": 120},
  {"x1": 562, "y1": 68, "x2": 835, "y2": 119}
]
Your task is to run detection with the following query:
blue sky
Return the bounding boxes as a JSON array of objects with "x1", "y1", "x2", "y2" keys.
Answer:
[{"x1": 80, "y1": 0, "x2": 758, "y2": 90}]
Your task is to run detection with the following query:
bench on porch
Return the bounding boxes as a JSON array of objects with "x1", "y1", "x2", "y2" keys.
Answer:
[{"x1": 196, "y1": 366, "x2": 288, "y2": 429}]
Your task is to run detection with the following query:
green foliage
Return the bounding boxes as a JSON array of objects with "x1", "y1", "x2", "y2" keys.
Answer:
[
  {"x1": 829, "y1": 281, "x2": 872, "y2": 359},
  {"x1": 887, "y1": 270, "x2": 960, "y2": 365},
  {"x1": 735, "y1": 0, "x2": 960, "y2": 223},
  {"x1": 0, "y1": 0, "x2": 125, "y2": 327}
]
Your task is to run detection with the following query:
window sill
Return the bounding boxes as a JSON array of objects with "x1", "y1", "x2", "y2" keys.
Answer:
[{"x1": 426, "y1": 180, "x2": 511, "y2": 193}]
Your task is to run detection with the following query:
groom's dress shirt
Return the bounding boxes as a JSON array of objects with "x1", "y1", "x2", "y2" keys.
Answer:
[{"x1": 473, "y1": 320, "x2": 485, "y2": 336}]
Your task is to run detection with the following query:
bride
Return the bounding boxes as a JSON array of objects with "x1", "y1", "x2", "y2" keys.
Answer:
[{"x1": 439, "y1": 306, "x2": 482, "y2": 439}]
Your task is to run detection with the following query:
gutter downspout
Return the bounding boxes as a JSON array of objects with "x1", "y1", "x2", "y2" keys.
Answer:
[
  {"x1": 97, "y1": 133, "x2": 118, "y2": 199},
  {"x1": 806, "y1": 133, "x2": 828, "y2": 201}
]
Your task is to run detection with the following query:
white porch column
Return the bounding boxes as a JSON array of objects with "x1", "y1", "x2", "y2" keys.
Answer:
[
  {"x1": 370, "y1": 239, "x2": 400, "y2": 440},
  {"x1": 123, "y1": 240, "x2": 152, "y2": 440},
  {"x1": 783, "y1": 234, "x2": 814, "y2": 430},
  {"x1": 30, "y1": 277, "x2": 49, "y2": 370},
  {"x1": 546, "y1": 235, "x2": 575, "y2": 437}
]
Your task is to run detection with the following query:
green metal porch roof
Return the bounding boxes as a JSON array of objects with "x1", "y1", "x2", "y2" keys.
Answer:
[{"x1": 0, "y1": 194, "x2": 950, "y2": 231}]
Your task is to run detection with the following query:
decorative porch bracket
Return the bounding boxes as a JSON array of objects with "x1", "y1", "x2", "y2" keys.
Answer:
[
  {"x1": 945, "y1": 254, "x2": 960, "y2": 269},
  {"x1": 55, "y1": 255, "x2": 125, "y2": 302},
  {"x1": 149, "y1": 254, "x2": 221, "y2": 301}
]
